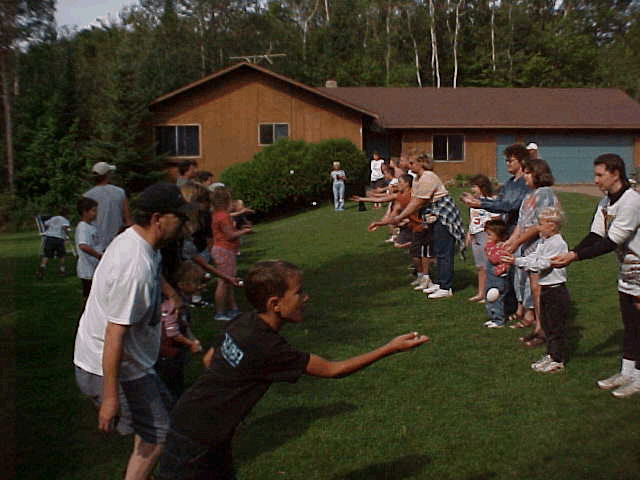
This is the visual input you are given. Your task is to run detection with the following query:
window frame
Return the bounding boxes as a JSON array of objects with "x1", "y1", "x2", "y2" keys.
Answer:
[
  {"x1": 155, "y1": 124, "x2": 201, "y2": 158},
  {"x1": 432, "y1": 134, "x2": 465, "y2": 162},
  {"x1": 258, "y1": 122, "x2": 289, "y2": 146}
]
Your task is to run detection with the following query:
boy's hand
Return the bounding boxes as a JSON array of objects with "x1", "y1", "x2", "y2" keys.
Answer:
[
  {"x1": 388, "y1": 332, "x2": 430, "y2": 352},
  {"x1": 367, "y1": 221, "x2": 381, "y2": 232},
  {"x1": 190, "y1": 339, "x2": 203, "y2": 353}
]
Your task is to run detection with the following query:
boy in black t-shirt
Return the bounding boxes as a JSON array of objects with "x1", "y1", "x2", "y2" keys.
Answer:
[{"x1": 157, "y1": 260, "x2": 429, "y2": 480}]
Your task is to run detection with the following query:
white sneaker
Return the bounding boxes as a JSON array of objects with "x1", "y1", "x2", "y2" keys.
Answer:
[
  {"x1": 536, "y1": 359, "x2": 565, "y2": 373},
  {"x1": 611, "y1": 380, "x2": 640, "y2": 398},
  {"x1": 485, "y1": 320, "x2": 505, "y2": 328},
  {"x1": 414, "y1": 277, "x2": 433, "y2": 290},
  {"x1": 428, "y1": 288, "x2": 453, "y2": 299},
  {"x1": 597, "y1": 373, "x2": 634, "y2": 390},
  {"x1": 483, "y1": 320, "x2": 494, "y2": 327},
  {"x1": 410, "y1": 276, "x2": 423, "y2": 286},
  {"x1": 531, "y1": 354, "x2": 552, "y2": 370},
  {"x1": 422, "y1": 283, "x2": 440, "y2": 294}
]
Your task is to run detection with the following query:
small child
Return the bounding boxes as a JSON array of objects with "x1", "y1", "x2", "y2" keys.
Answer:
[
  {"x1": 75, "y1": 197, "x2": 103, "y2": 306},
  {"x1": 465, "y1": 174, "x2": 500, "y2": 303},
  {"x1": 156, "y1": 260, "x2": 429, "y2": 479},
  {"x1": 483, "y1": 219, "x2": 516, "y2": 328},
  {"x1": 330, "y1": 161, "x2": 346, "y2": 211},
  {"x1": 37, "y1": 208, "x2": 71, "y2": 279},
  {"x1": 504, "y1": 206, "x2": 569, "y2": 373},
  {"x1": 211, "y1": 187, "x2": 252, "y2": 321},
  {"x1": 156, "y1": 260, "x2": 205, "y2": 397}
]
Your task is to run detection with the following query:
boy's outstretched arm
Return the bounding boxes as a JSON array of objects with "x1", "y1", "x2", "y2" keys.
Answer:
[{"x1": 305, "y1": 333, "x2": 429, "y2": 378}]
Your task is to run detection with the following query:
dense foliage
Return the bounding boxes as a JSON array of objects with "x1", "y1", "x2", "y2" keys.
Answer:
[
  {"x1": 220, "y1": 138, "x2": 366, "y2": 213},
  {"x1": 2, "y1": 0, "x2": 640, "y2": 225}
]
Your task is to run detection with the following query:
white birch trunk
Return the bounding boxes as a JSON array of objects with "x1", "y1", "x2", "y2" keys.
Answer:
[
  {"x1": 453, "y1": 0, "x2": 463, "y2": 88},
  {"x1": 386, "y1": 1, "x2": 392, "y2": 86},
  {"x1": 429, "y1": 0, "x2": 440, "y2": 88},
  {"x1": 405, "y1": 6, "x2": 422, "y2": 87},
  {"x1": 490, "y1": 0, "x2": 496, "y2": 72}
]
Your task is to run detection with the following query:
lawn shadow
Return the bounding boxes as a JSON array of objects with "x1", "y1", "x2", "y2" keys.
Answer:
[
  {"x1": 329, "y1": 454, "x2": 432, "y2": 480},
  {"x1": 234, "y1": 402, "x2": 357, "y2": 462},
  {"x1": 577, "y1": 329, "x2": 624, "y2": 358},
  {"x1": 565, "y1": 300, "x2": 584, "y2": 360}
]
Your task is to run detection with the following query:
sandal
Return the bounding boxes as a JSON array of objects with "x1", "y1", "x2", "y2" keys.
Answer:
[
  {"x1": 510, "y1": 318, "x2": 534, "y2": 329},
  {"x1": 523, "y1": 336, "x2": 546, "y2": 348}
]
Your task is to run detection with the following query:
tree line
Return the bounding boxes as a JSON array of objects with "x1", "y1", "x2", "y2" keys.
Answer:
[{"x1": 1, "y1": 0, "x2": 640, "y2": 226}]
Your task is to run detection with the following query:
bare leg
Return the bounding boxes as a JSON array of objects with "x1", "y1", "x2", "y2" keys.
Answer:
[
  {"x1": 215, "y1": 280, "x2": 227, "y2": 314},
  {"x1": 124, "y1": 435, "x2": 163, "y2": 480},
  {"x1": 529, "y1": 273, "x2": 542, "y2": 334}
]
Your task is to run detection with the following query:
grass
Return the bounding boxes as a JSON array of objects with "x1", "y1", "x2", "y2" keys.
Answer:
[{"x1": 6, "y1": 190, "x2": 640, "y2": 479}]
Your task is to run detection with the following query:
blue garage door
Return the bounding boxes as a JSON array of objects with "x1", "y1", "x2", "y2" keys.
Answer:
[
  {"x1": 527, "y1": 134, "x2": 634, "y2": 184},
  {"x1": 497, "y1": 134, "x2": 634, "y2": 184}
]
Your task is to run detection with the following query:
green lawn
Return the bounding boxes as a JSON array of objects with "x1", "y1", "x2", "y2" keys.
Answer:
[{"x1": 6, "y1": 191, "x2": 640, "y2": 479}]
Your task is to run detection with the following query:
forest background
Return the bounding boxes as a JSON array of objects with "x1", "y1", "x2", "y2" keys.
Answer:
[{"x1": 1, "y1": 0, "x2": 640, "y2": 227}]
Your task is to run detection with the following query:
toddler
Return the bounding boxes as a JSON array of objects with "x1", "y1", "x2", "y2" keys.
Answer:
[
  {"x1": 330, "y1": 161, "x2": 346, "y2": 211},
  {"x1": 483, "y1": 219, "x2": 516, "y2": 328}
]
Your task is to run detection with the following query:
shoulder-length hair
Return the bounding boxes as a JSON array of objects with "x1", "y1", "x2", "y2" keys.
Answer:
[{"x1": 524, "y1": 158, "x2": 554, "y2": 188}]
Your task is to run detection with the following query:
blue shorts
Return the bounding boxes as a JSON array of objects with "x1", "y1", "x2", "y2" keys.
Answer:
[
  {"x1": 121, "y1": 373, "x2": 174, "y2": 444},
  {"x1": 470, "y1": 232, "x2": 486, "y2": 268}
]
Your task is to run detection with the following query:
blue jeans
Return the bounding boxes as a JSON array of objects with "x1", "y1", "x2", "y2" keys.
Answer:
[
  {"x1": 484, "y1": 265, "x2": 516, "y2": 324},
  {"x1": 432, "y1": 219, "x2": 454, "y2": 290},
  {"x1": 333, "y1": 182, "x2": 344, "y2": 209}
]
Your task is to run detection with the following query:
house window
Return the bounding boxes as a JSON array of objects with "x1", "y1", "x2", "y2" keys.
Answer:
[
  {"x1": 433, "y1": 135, "x2": 464, "y2": 161},
  {"x1": 259, "y1": 123, "x2": 289, "y2": 145},
  {"x1": 155, "y1": 125, "x2": 200, "y2": 157}
]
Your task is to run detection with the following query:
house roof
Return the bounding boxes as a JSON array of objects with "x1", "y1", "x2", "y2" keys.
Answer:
[
  {"x1": 149, "y1": 62, "x2": 379, "y2": 119},
  {"x1": 317, "y1": 87, "x2": 640, "y2": 130}
]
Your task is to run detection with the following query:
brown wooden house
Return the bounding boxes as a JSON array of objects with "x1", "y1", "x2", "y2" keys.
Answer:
[{"x1": 150, "y1": 62, "x2": 640, "y2": 183}]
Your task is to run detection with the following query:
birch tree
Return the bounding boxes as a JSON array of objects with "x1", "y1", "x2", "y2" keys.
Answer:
[
  {"x1": 428, "y1": 0, "x2": 440, "y2": 87},
  {"x1": 452, "y1": 0, "x2": 464, "y2": 87}
]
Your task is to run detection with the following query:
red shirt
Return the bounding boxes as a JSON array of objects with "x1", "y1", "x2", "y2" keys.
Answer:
[{"x1": 211, "y1": 211, "x2": 239, "y2": 252}]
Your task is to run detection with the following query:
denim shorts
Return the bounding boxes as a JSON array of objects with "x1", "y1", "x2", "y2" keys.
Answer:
[
  {"x1": 470, "y1": 232, "x2": 487, "y2": 268},
  {"x1": 75, "y1": 366, "x2": 133, "y2": 435},
  {"x1": 120, "y1": 373, "x2": 174, "y2": 444}
]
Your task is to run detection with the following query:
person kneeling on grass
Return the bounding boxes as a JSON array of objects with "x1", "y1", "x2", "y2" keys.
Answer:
[{"x1": 156, "y1": 260, "x2": 429, "y2": 480}]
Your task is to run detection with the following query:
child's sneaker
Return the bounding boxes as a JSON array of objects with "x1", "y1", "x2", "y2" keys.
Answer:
[
  {"x1": 226, "y1": 308, "x2": 242, "y2": 319},
  {"x1": 427, "y1": 288, "x2": 452, "y2": 299},
  {"x1": 531, "y1": 354, "x2": 552, "y2": 370},
  {"x1": 597, "y1": 373, "x2": 634, "y2": 390},
  {"x1": 485, "y1": 320, "x2": 505, "y2": 328},
  {"x1": 611, "y1": 379, "x2": 640, "y2": 398},
  {"x1": 422, "y1": 283, "x2": 440, "y2": 295},
  {"x1": 214, "y1": 312, "x2": 232, "y2": 322},
  {"x1": 536, "y1": 359, "x2": 565, "y2": 373},
  {"x1": 413, "y1": 277, "x2": 433, "y2": 291}
]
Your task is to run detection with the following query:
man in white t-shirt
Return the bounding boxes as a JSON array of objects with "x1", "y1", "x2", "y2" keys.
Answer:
[
  {"x1": 74, "y1": 183, "x2": 192, "y2": 480},
  {"x1": 552, "y1": 154, "x2": 640, "y2": 398},
  {"x1": 84, "y1": 162, "x2": 132, "y2": 251}
]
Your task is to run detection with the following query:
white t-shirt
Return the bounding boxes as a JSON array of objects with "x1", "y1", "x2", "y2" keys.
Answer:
[
  {"x1": 84, "y1": 184, "x2": 126, "y2": 251},
  {"x1": 43, "y1": 216, "x2": 70, "y2": 239},
  {"x1": 75, "y1": 221, "x2": 101, "y2": 280},
  {"x1": 590, "y1": 188, "x2": 640, "y2": 296},
  {"x1": 468, "y1": 202, "x2": 501, "y2": 235},
  {"x1": 74, "y1": 227, "x2": 162, "y2": 380},
  {"x1": 370, "y1": 159, "x2": 384, "y2": 182}
]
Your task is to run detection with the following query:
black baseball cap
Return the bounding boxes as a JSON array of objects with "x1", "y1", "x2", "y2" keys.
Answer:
[{"x1": 136, "y1": 183, "x2": 195, "y2": 216}]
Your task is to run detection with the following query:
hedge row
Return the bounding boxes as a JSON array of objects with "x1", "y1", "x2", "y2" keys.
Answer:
[{"x1": 219, "y1": 138, "x2": 368, "y2": 213}]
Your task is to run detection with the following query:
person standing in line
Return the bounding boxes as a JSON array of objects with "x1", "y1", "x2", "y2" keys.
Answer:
[
  {"x1": 84, "y1": 162, "x2": 132, "y2": 251},
  {"x1": 74, "y1": 183, "x2": 192, "y2": 480},
  {"x1": 551, "y1": 154, "x2": 640, "y2": 397},
  {"x1": 330, "y1": 161, "x2": 346, "y2": 211}
]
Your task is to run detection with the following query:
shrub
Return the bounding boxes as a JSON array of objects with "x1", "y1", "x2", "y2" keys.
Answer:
[{"x1": 220, "y1": 138, "x2": 367, "y2": 214}]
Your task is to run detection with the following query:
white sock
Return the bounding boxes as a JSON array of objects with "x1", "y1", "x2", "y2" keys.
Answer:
[{"x1": 621, "y1": 358, "x2": 635, "y2": 377}]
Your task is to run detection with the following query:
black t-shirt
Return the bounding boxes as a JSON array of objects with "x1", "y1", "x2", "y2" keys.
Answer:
[{"x1": 170, "y1": 311, "x2": 310, "y2": 444}]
